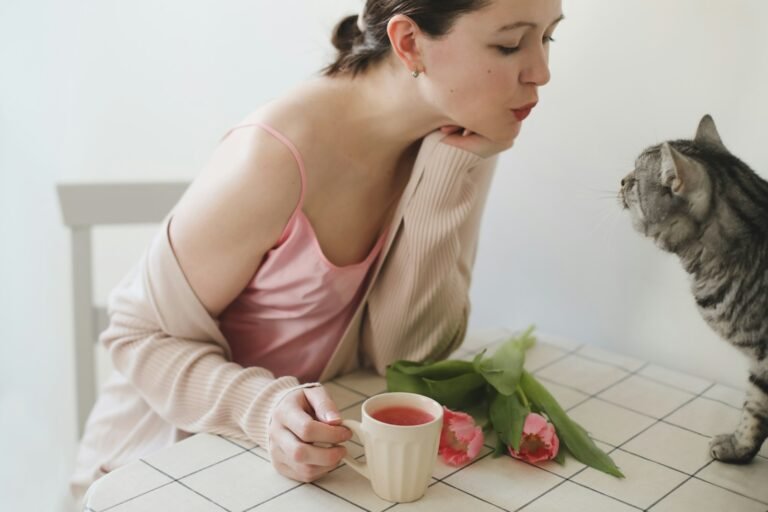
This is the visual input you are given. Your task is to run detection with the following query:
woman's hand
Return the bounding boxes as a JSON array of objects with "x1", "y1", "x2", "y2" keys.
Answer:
[
  {"x1": 439, "y1": 125, "x2": 513, "y2": 159},
  {"x1": 268, "y1": 386, "x2": 353, "y2": 482}
]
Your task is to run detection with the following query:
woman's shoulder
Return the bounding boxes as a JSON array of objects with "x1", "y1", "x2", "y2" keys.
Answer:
[
  {"x1": 166, "y1": 102, "x2": 314, "y2": 316},
  {"x1": 238, "y1": 81, "x2": 334, "y2": 143}
]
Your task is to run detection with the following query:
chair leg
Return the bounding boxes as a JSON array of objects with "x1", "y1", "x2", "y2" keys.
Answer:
[{"x1": 72, "y1": 228, "x2": 97, "y2": 438}]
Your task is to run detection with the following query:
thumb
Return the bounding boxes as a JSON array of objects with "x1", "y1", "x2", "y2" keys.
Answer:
[{"x1": 304, "y1": 386, "x2": 342, "y2": 425}]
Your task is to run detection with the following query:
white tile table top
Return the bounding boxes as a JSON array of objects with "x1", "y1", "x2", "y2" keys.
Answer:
[{"x1": 84, "y1": 330, "x2": 768, "y2": 512}]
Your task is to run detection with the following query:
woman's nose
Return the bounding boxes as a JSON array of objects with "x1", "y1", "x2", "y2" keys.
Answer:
[{"x1": 521, "y1": 45, "x2": 551, "y2": 86}]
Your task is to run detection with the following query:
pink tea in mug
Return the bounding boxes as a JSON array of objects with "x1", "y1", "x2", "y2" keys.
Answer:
[{"x1": 371, "y1": 406, "x2": 435, "y2": 426}]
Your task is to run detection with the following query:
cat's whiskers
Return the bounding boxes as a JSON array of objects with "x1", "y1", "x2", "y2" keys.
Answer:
[{"x1": 588, "y1": 201, "x2": 624, "y2": 241}]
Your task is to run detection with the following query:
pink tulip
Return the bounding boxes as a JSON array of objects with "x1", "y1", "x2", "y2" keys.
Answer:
[
  {"x1": 508, "y1": 413, "x2": 560, "y2": 463},
  {"x1": 438, "y1": 406, "x2": 484, "y2": 466}
]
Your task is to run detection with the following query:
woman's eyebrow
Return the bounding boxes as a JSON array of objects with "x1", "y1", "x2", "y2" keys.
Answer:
[{"x1": 497, "y1": 14, "x2": 565, "y2": 32}]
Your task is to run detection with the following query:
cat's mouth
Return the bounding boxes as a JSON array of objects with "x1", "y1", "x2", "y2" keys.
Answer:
[{"x1": 619, "y1": 190, "x2": 629, "y2": 209}]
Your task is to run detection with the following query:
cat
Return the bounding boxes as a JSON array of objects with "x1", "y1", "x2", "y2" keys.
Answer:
[{"x1": 619, "y1": 114, "x2": 768, "y2": 464}]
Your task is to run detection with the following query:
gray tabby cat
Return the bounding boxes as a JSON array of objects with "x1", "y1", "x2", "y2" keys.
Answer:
[{"x1": 620, "y1": 114, "x2": 768, "y2": 463}]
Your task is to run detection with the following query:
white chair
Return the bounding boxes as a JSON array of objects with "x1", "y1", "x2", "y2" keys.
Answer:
[{"x1": 57, "y1": 182, "x2": 188, "y2": 437}]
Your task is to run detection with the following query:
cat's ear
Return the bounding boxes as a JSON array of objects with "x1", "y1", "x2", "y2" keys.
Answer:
[
  {"x1": 660, "y1": 142, "x2": 704, "y2": 196},
  {"x1": 695, "y1": 114, "x2": 726, "y2": 150}
]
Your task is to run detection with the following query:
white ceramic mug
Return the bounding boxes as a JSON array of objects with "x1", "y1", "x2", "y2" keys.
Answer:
[{"x1": 341, "y1": 392, "x2": 444, "y2": 503}]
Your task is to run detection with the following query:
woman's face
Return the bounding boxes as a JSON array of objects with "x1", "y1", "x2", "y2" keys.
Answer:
[{"x1": 419, "y1": 0, "x2": 563, "y2": 145}]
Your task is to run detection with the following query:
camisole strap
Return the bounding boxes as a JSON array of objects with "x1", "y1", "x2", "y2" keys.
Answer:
[{"x1": 219, "y1": 121, "x2": 308, "y2": 244}]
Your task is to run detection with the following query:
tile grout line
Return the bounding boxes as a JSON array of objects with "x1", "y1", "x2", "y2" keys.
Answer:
[
  {"x1": 535, "y1": 360, "x2": 753, "y2": 442},
  {"x1": 644, "y1": 461, "x2": 715, "y2": 511},
  {"x1": 440, "y1": 435, "x2": 642, "y2": 511},
  {"x1": 241, "y1": 482, "x2": 306, "y2": 511},
  {"x1": 615, "y1": 382, "x2": 722, "y2": 511},
  {"x1": 139, "y1": 459, "x2": 232, "y2": 512},
  {"x1": 511, "y1": 479, "x2": 569, "y2": 512},
  {"x1": 341, "y1": 397, "x2": 369, "y2": 413},
  {"x1": 98, "y1": 483, "x2": 171, "y2": 512},
  {"x1": 308, "y1": 482, "x2": 372, "y2": 512},
  {"x1": 612, "y1": 443, "x2": 768, "y2": 510},
  {"x1": 688, "y1": 474, "x2": 768, "y2": 507},
  {"x1": 431, "y1": 449, "x2": 496, "y2": 483},
  {"x1": 545, "y1": 370, "x2": 768, "y2": 509},
  {"x1": 611, "y1": 380, "x2": 716, "y2": 454},
  {"x1": 98, "y1": 458, "x2": 233, "y2": 512},
  {"x1": 434, "y1": 479, "x2": 514, "y2": 512},
  {"x1": 220, "y1": 434, "x2": 259, "y2": 452},
  {"x1": 517, "y1": 477, "x2": 646, "y2": 512},
  {"x1": 519, "y1": 362, "x2": 655, "y2": 511},
  {"x1": 97, "y1": 479, "x2": 176, "y2": 512},
  {"x1": 571, "y1": 351, "x2": 648, "y2": 374},
  {"x1": 331, "y1": 380, "x2": 377, "y2": 399},
  {"x1": 148, "y1": 448, "x2": 251, "y2": 481},
  {"x1": 408, "y1": 451, "x2": 502, "y2": 512},
  {"x1": 509, "y1": 361, "x2": 655, "y2": 512}
]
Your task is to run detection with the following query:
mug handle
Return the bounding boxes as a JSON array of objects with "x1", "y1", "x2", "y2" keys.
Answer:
[{"x1": 341, "y1": 419, "x2": 369, "y2": 479}]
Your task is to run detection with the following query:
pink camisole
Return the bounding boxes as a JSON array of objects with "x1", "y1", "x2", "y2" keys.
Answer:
[{"x1": 218, "y1": 122, "x2": 387, "y2": 383}]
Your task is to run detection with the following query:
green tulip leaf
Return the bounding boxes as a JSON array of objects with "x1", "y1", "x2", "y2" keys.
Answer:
[
  {"x1": 475, "y1": 327, "x2": 537, "y2": 396},
  {"x1": 385, "y1": 366, "x2": 430, "y2": 395},
  {"x1": 490, "y1": 391, "x2": 530, "y2": 451},
  {"x1": 389, "y1": 359, "x2": 476, "y2": 379},
  {"x1": 520, "y1": 370, "x2": 624, "y2": 478},
  {"x1": 423, "y1": 372, "x2": 487, "y2": 410}
]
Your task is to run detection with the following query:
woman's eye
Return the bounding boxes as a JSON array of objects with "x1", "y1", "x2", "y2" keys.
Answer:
[
  {"x1": 544, "y1": 35, "x2": 556, "y2": 44},
  {"x1": 496, "y1": 46, "x2": 519, "y2": 55}
]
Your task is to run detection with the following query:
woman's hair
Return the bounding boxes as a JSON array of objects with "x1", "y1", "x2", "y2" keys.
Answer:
[{"x1": 323, "y1": 0, "x2": 492, "y2": 77}]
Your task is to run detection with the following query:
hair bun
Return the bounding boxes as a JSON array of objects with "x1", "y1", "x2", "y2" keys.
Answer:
[{"x1": 331, "y1": 14, "x2": 362, "y2": 52}]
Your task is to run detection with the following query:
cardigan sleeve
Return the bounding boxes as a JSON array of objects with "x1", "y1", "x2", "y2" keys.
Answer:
[
  {"x1": 99, "y1": 219, "x2": 315, "y2": 449},
  {"x1": 360, "y1": 143, "x2": 498, "y2": 374}
]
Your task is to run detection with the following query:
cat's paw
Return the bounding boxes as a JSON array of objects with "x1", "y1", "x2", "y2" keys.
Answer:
[{"x1": 709, "y1": 433, "x2": 758, "y2": 464}]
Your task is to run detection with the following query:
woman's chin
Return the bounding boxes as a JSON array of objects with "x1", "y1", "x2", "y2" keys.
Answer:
[{"x1": 489, "y1": 125, "x2": 521, "y2": 146}]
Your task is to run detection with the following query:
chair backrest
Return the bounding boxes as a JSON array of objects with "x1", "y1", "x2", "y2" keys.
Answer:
[{"x1": 57, "y1": 182, "x2": 188, "y2": 437}]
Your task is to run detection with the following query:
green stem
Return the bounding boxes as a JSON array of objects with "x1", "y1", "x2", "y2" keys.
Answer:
[{"x1": 516, "y1": 385, "x2": 530, "y2": 410}]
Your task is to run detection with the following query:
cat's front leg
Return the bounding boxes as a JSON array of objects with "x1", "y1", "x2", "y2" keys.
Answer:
[{"x1": 709, "y1": 372, "x2": 768, "y2": 463}]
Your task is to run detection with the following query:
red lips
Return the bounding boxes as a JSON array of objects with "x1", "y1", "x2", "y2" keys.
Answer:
[{"x1": 512, "y1": 102, "x2": 538, "y2": 121}]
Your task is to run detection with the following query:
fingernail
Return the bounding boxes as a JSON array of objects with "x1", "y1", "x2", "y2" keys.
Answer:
[{"x1": 325, "y1": 412, "x2": 341, "y2": 423}]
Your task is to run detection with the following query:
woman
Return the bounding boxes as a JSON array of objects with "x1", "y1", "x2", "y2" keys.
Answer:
[{"x1": 72, "y1": 0, "x2": 563, "y2": 500}]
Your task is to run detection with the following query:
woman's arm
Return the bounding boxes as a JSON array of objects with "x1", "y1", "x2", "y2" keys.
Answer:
[
  {"x1": 360, "y1": 143, "x2": 497, "y2": 373},
  {"x1": 101, "y1": 124, "x2": 352, "y2": 482},
  {"x1": 101, "y1": 125, "x2": 306, "y2": 445}
]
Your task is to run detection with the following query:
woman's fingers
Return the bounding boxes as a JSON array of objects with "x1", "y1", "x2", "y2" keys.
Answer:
[
  {"x1": 440, "y1": 129, "x2": 511, "y2": 158},
  {"x1": 304, "y1": 385, "x2": 342, "y2": 425},
  {"x1": 273, "y1": 428, "x2": 347, "y2": 468},
  {"x1": 268, "y1": 386, "x2": 353, "y2": 483},
  {"x1": 273, "y1": 459, "x2": 329, "y2": 483},
  {"x1": 282, "y1": 407, "x2": 352, "y2": 444},
  {"x1": 273, "y1": 387, "x2": 351, "y2": 444},
  {"x1": 440, "y1": 125, "x2": 462, "y2": 135}
]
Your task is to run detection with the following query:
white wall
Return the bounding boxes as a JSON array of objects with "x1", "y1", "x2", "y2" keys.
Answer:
[
  {"x1": 1, "y1": 1, "x2": 766, "y2": 510},
  {"x1": 469, "y1": 0, "x2": 768, "y2": 388}
]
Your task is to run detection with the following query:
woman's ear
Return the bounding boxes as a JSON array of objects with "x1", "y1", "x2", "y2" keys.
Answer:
[{"x1": 386, "y1": 14, "x2": 425, "y2": 74}]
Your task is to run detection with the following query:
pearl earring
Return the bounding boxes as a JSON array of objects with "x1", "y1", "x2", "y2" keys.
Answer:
[{"x1": 412, "y1": 70, "x2": 420, "y2": 78}]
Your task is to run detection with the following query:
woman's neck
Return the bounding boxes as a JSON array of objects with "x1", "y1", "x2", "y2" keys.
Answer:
[{"x1": 301, "y1": 63, "x2": 448, "y2": 171}]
